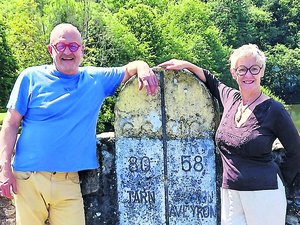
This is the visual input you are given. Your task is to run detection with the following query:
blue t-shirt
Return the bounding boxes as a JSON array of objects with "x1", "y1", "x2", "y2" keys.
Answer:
[{"x1": 7, "y1": 65, "x2": 125, "y2": 172}]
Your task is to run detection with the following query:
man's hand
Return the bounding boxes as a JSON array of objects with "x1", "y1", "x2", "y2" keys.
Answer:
[
  {"x1": 0, "y1": 109, "x2": 22, "y2": 199},
  {"x1": 0, "y1": 164, "x2": 17, "y2": 199},
  {"x1": 137, "y1": 68, "x2": 158, "y2": 96},
  {"x1": 123, "y1": 61, "x2": 159, "y2": 96}
]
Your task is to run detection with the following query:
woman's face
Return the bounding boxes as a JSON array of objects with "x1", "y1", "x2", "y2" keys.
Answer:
[{"x1": 231, "y1": 55, "x2": 265, "y2": 92}]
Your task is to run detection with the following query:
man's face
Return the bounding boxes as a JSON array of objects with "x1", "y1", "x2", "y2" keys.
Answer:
[{"x1": 48, "y1": 27, "x2": 84, "y2": 75}]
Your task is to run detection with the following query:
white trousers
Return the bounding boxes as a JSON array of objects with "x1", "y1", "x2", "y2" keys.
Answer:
[{"x1": 221, "y1": 175, "x2": 287, "y2": 225}]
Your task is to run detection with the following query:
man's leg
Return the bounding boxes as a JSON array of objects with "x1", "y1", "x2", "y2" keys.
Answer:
[
  {"x1": 14, "y1": 171, "x2": 49, "y2": 225},
  {"x1": 47, "y1": 172, "x2": 85, "y2": 225}
]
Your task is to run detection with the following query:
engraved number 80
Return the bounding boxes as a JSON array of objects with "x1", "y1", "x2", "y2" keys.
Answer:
[{"x1": 128, "y1": 156, "x2": 151, "y2": 172}]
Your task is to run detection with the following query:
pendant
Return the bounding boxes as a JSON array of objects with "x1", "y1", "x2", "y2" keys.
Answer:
[
  {"x1": 236, "y1": 111, "x2": 242, "y2": 123},
  {"x1": 235, "y1": 103, "x2": 246, "y2": 123}
]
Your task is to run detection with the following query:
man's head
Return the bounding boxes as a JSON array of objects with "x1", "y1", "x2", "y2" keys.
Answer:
[{"x1": 48, "y1": 23, "x2": 84, "y2": 75}]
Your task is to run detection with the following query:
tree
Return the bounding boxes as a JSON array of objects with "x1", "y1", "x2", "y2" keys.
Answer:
[
  {"x1": 0, "y1": 22, "x2": 18, "y2": 108},
  {"x1": 209, "y1": 0, "x2": 272, "y2": 48},
  {"x1": 82, "y1": 3, "x2": 149, "y2": 67},
  {"x1": 0, "y1": 0, "x2": 49, "y2": 72},
  {"x1": 102, "y1": 0, "x2": 170, "y2": 13},
  {"x1": 260, "y1": 0, "x2": 300, "y2": 48},
  {"x1": 160, "y1": 0, "x2": 230, "y2": 84},
  {"x1": 116, "y1": 3, "x2": 165, "y2": 65},
  {"x1": 264, "y1": 44, "x2": 300, "y2": 103},
  {"x1": 41, "y1": 0, "x2": 90, "y2": 37}
]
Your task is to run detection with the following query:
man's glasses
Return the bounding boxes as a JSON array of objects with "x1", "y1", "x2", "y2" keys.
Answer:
[
  {"x1": 234, "y1": 65, "x2": 262, "y2": 76},
  {"x1": 51, "y1": 42, "x2": 81, "y2": 53}
]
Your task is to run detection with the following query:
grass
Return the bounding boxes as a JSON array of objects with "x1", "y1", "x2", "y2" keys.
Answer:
[
  {"x1": 0, "y1": 110, "x2": 22, "y2": 133},
  {"x1": 0, "y1": 110, "x2": 6, "y2": 125}
]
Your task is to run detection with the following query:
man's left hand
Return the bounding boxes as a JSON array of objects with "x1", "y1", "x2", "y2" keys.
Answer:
[{"x1": 138, "y1": 69, "x2": 158, "y2": 96}]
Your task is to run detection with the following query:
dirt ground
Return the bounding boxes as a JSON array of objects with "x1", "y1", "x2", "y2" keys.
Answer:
[{"x1": 0, "y1": 197, "x2": 15, "y2": 225}]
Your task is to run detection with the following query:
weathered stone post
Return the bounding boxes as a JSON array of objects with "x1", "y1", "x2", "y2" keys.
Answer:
[{"x1": 114, "y1": 69, "x2": 220, "y2": 225}]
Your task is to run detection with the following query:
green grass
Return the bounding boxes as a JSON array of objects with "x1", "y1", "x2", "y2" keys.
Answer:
[{"x1": 0, "y1": 111, "x2": 6, "y2": 125}]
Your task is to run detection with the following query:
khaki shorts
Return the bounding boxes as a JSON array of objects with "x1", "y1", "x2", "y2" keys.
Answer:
[{"x1": 13, "y1": 171, "x2": 85, "y2": 225}]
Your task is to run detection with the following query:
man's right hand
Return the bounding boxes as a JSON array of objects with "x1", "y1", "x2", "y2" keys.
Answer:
[
  {"x1": 0, "y1": 109, "x2": 22, "y2": 199},
  {"x1": 0, "y1": 164, "x2": 17, "y2": 199}
]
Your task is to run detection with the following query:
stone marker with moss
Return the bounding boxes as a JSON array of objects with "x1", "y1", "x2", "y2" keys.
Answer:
[{"x1": 114, "y1": 69, "x2": 220, "y2": 225}]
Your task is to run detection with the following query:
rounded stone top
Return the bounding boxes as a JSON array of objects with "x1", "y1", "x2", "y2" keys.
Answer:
[{"x1": 114, "y1": 69, "x2": 219, "y2": 139}]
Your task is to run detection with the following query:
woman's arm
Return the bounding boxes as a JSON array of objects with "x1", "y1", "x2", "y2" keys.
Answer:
[
  {"x1": 273, "y1": 104, "x2": 300, "y2": 186},
  {"x1": 158, "y1": 59, "x2": 206, "y2": 82}
]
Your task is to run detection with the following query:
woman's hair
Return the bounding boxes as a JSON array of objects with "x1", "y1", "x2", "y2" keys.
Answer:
[{"x1": 229, "y1": 44, "x2": 266, "y2": 69}]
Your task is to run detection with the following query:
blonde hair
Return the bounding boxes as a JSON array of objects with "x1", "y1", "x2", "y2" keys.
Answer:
[{"x1": 229, "y1": 44, "x2": 266, "y2": 69}]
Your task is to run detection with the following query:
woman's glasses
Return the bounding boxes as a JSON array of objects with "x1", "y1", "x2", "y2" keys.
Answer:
[
  {"x1": 51, "y1": 42, "x2": 81, "y2": 53},
  {"x1": 234, "y1": 65, "x2": 262, "y2": 76}
]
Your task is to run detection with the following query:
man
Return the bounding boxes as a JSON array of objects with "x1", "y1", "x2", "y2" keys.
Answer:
[{"x1": 0, "y1": 23, "x2": 158, "y2": 225}]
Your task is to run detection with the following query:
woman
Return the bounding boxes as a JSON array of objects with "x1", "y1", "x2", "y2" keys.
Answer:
[{"x1": 159, "y1": 44, "x2": 300, "y2": 225}]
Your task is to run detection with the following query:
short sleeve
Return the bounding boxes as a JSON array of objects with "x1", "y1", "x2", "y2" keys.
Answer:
[
  {"x1": 6, "y1": 71, "x2": 31, "y2": 116},
  {"x1": 85, "y1": 66, "x2": 125, "y2": 96}
]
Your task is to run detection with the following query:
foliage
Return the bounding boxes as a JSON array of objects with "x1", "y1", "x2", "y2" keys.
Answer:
[
  {"x1": 209, "y1": 0, "x2": 257, "y2": 48},
  {"x1": 42, "y1": 0, "x2": 79, "y2": 26},
  {"x1": 0, "y1": 112, "x2": 6, "y2": 125},
  {"x1": 41, "y1": 0, "x2": 92, "y2": 38},
  {"x1": 159, "y1": 0, "x2": 230, "y2": 77},
  {"x1": 261, "y1": 86, "x2": 286, "y2": 107},
  {"x1": 209, "y1": 0, "x2": 287, "y2": 50},
  {"x1": 261, "y1": 0, "x2": 300, "y2": 48},
  {"x1": 102, "y1": 0, "x2": 170, "y2": 13},
  {"x1": 97, "y1": 96, "x2": 116, "y2": 133},
  {"x1": 116, "y1": 4, "x2": 164, "y2": 65},
  {"x1": 263, "y1": 44, "x2": 300, "y2": 103},
  {"x1": 0, "y1": 0, "x2": 49, "y2": 72},
  {"x1": 0, "y1": 22, "x2": 17, "y2": 107},
  {"x1": 83, "y1": 6, "x2": 148, "y2": 67}
]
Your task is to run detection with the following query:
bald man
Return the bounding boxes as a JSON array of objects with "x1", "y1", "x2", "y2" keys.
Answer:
[{"x1": 0, "y1": 23, "x2": 158, "y2": 225}]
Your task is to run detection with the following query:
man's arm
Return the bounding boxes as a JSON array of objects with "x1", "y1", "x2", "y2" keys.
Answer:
[
  {"x1": 123, "y1": 60, "x2": 158, "y2": 96},
  {"x1": 0, "y1": 109, "x2": 22, "y2": 199}
]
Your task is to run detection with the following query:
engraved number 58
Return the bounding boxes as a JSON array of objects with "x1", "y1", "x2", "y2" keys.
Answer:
[{"x1": 181, "y1": 155, "x2": 203, "y2": 172}]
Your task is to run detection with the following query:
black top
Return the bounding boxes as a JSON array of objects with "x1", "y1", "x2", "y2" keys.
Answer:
[{"x1": 203, "y1": 69, "x2": 300, "y2": 191}]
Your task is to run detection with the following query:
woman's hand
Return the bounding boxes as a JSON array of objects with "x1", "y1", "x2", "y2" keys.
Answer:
[{"x1": 158, "y1": 59, "x2": 189, "y2": 71}]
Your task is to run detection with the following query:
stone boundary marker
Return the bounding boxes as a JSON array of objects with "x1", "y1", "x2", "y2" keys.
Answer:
[{"x1": 114, "y1": 69, "x2": 220, "y2": 225}]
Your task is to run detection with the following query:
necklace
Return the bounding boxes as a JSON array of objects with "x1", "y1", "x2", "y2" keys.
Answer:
[{"x1": 235, "y1": 92, "x2": 262, "y2": 123}]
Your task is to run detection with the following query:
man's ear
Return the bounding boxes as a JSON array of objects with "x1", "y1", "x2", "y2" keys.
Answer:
[
  {"x1": 47, "y1": 45, "x2": 53, "y2": 55},
  {"x1": 81, "y1": 46, "x2": 84, "y2": 54}
]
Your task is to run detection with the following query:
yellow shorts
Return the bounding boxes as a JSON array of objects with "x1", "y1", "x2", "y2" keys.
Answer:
[{"x1": 13, "y1": 171, "x2": 85, "y2": 225}]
